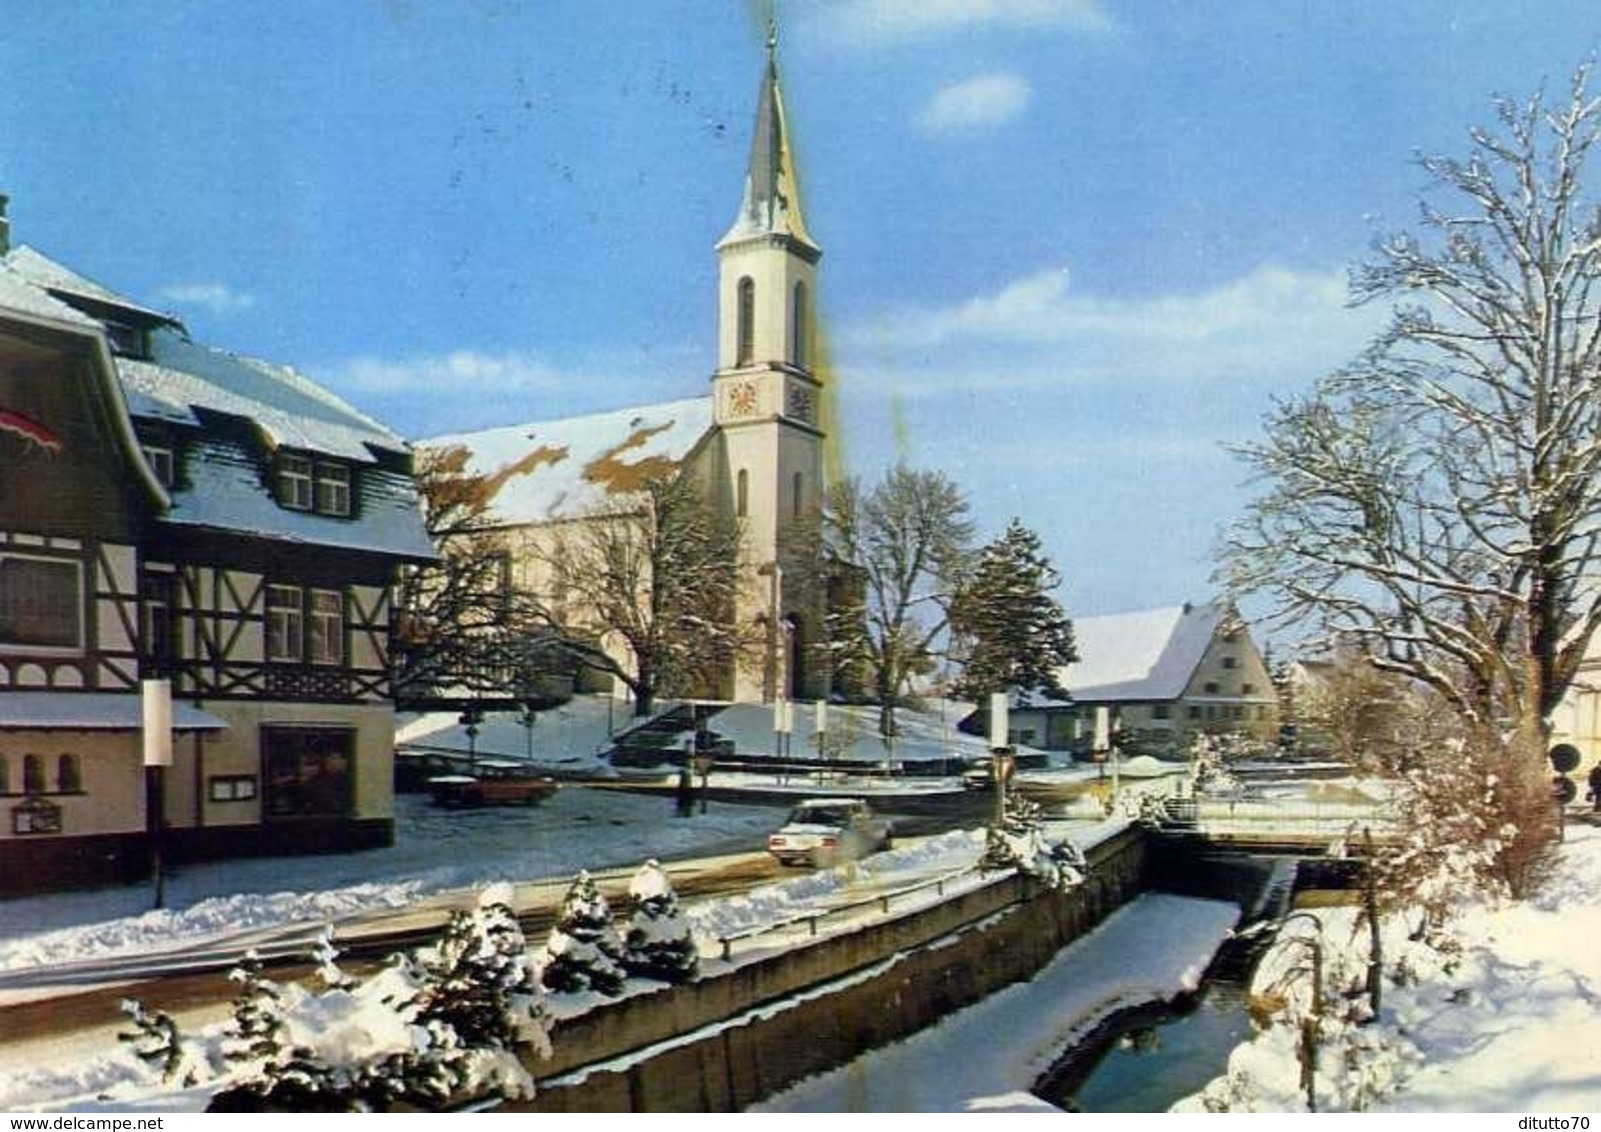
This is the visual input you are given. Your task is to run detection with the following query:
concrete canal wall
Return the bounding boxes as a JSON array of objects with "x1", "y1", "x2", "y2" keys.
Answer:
[{"x1": 509, "y1": 824, "x2": 1149, "y2": 1113}]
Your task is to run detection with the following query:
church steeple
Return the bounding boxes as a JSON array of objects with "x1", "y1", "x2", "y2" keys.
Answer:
[{"x1": 719, "y1": 27, "x2": 817, "y2": 257}]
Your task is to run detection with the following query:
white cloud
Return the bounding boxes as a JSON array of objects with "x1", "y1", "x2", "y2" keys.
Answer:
[
  {"x1": 332, "y1": 349, "x2": 581, "y2": 396},
  {"x1": 918, "y1": 73, "x2": 1031, "y2": 134},
  {"x1": 821, "y1": 0, "x2": 1111, "y2": 46},
  {"x1": 155, "y1": 281, "x2": 255, "y2": 316},
  {"x1": 838, "y1": 262, "x2": 1385, "y2": 398}
]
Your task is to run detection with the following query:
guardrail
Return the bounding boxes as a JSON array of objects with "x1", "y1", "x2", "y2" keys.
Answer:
[{"x1": 713, "y1": 863, "x2": 990, "y2": 961}]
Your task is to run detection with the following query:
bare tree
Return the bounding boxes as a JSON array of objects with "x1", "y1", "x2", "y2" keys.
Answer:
[
  {"x1": 535, "y1": 472, "x2": 746, "y2": 717},
  {"x1": 823, "y1": 464, "x2": 974, "y2": 740},
  {"x1": 394, "y1": 445, "x2": 559, "y2": 703},
  {"x1": 1223, "y1": 63, "x2": 1601, "y2": 746}
]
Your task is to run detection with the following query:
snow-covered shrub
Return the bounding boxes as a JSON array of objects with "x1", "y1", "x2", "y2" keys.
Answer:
[
  {"x1": 119, "y1": 998, "x2": 202, "y2": 1088},
  {"x1": 313, "y1": 925, "x2": 360, "y2": 992},
  {"x1": 623, "y1": 859, "x2": 700, "y2": 983},
  {"x1": 221, "y1": 951, "x2": 285, "y2": 1070},
  {"x1": 539, "y1": 870, "x2": 627, "y2": 995},
  {"x1": 210, "y1": 884, "x2": 549, "y2": 1112},
  {"x1": 979, "y1": 794, "x2": 1085, "y2": 889}
]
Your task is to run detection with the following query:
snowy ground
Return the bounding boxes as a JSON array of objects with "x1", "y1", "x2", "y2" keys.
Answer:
[
  {"x1": 759, "y1": 819, "x2": 1601, "y2": 1113},
  {"x1": 0, "y1": 788, "x2": 779, "y2": 976}
]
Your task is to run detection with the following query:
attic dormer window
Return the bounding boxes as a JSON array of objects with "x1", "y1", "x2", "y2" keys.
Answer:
[
  {"x1": 316, "y1": 463, "x2": 351, "y2": 517},
  {"x1": 104, "y1": 321, "x2": 151, "y2": 360},
  {"x1": 142, "y1": 441, "x2": 175, "y2": 488},
  {"x1": 277, "y1": 454, "x2": 314, "y2": 510}
]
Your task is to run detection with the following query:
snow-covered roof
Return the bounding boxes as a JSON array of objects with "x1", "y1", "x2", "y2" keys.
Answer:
[
  {"x1": 1058, "y1": 600, "x2": 1234, "y2": 702},
  {"x1": 119, "y1": 329, "x2": 406, "y2": 462},
  {"x1": 3, "y1": 245, "x2": 175, "y2": 327},
  {"x1": 160, "y1": 437, "x2": 437, "y2": 559},
  {"x1": 0, "y1": 691, "x2": 226, "y2": 732},
  {"x1": 0, "y1": 259, "x2": 101, "y2": 330},
  {"x1": 425, "y1": 396, "x2": 715, "y2": 523},
  {"x1": 0, "y1": 245, "x2": 433, "y2": 559}
]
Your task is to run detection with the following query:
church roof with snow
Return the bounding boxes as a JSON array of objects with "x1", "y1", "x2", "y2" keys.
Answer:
[
  {"x1": 1057, "y1": 599, "x2": 1235, "y2": 702},
  {"x1": 425, "y1": 396, "x2": 715, "y2": 524}
]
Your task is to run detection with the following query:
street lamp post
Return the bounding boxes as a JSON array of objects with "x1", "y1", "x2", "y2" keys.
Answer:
[{"x1": 141, "y1": 680, "x2": 174, "y2": 911}]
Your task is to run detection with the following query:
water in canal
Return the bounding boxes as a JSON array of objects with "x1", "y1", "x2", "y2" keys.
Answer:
[{"x1": 1037, "y1": 854, "x2": 1302, "y2": 1112}]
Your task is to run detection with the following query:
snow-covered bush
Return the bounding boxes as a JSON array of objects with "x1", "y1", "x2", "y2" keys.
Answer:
[
  {"x1": 979, "y1": 794, "x2": 1085, "y2": 889},
  {"x1": 210, "y1": 883, "x2": 549, "y2": 1112},
  {"x1": 119, "y1": 998, "x2": 202, "y2": 1088},
  {"x1": 623, "y1": 859, "x2": 700, "y2": 984},
  {"x1": 220, "y1": 951, "x2": 285, "y2": 1070},
  {"x1": 539, "y1": 870, "x2": 627, "y2": 995}
]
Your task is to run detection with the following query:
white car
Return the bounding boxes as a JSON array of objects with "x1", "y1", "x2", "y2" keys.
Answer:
[{"x1": 767, "y1": 798, "x2": 893, "y2": 867}]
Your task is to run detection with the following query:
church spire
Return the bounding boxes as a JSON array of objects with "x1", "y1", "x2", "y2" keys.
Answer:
[{"x1": 719, "y1": 23, "x2": 816, "y2": 255}]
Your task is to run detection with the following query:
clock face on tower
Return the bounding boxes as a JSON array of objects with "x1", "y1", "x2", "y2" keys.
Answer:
[
  {"x1": 785, "y1": 383, "x2": 815, "y2": 423},
  {"x1": 727, "y1": 381, "x2": 759, "y2": 418}
]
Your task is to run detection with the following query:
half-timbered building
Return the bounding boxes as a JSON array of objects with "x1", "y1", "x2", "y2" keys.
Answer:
[{"x1": 0, "y1": 213, "x2": 434, "y2": 894}]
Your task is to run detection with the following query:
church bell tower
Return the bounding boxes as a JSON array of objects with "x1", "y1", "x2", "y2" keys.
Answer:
[{"x1": 712, "y1": 30, "x2": 826, "y2": 704}]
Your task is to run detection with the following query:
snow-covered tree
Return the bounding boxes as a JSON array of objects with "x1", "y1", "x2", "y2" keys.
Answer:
[
  {"x1": 119, "y1": 998, "x2": 201, "y2": 1088},
  {"x1": 948, "y1": 518, "x2": 1076, "y2": 705},
  {"x1": 980, "y1": 794, "x2": 1085, "y2": 889},
  {"x1": 539, "y1": 871, "x2": 627, "y2": 995},
  {"x1": 312, "y1": 926, "x2": 360, "y2": 992},
  {"x1": 221, "y1": 951, "x2": 285, "y2": 1069},
  {"x1": 822, "y1": 463, "x2": 974, "y2": 740},
  {"x1": 1222, "y1": 62, "x2": 1601, "y2": 757},
  {"x1": 623, "y1": 859, "x2": 700, "y2": 983}
]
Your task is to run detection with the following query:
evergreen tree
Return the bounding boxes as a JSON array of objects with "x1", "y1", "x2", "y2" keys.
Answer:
[
  {"x1": 539, "y1": 871, "x2": 627, "y2": 995},
  {"x1": 221, "y1": 952, "x2": 285, "y2": 1068},
  {"x1": 949, "y1": 519, "x2": 1076, "y2": 705},
  {"x1": 408, "y1": 885, "x2": 548, "y2": 1049},
  {"x1": 622, "y1": 859, "x2": 700, "y2": 984},
  {"x1": 119, "y1": 998, "x2": 200, "y2": 1087}
]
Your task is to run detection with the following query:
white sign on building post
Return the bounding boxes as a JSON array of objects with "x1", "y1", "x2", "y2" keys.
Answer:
[
  {"x1": 141, "y1": 679, "x2": 172, "y2": 767},
  {"x1": 988, "y1": 692, "x2": 1009, "y2": 751}
]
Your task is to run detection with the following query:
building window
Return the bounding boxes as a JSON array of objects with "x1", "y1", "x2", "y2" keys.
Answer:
[
  {"x1": 1221, "y1": 656, "x2": 1238, "y2": 669},
  {"x1": 1241, "y1": 682, "x2": 1256, "y2": 695},
  {"x1": 736, "y1": 276, "x2": 755, "y2": 365},
  {"x1": 104, "y1": 322, "x2": 151, "y2": 360},
  {"x1": 262, "y1": 726, "x2": 353, "y2": 819},
  {"x1": 791, "y1": 281, "x2": 808, "y2": 368},
  {"x1": 0, "y1": 757, "x2": 7, "y2": 794},
  {"x1": 736, "y1": 469, "x2": 749, "y2": 518},
  {"x1": 277, "y1": 455, "x2": 314, "y2": 511},
  {"x1": 1188, "y1": 705, "x2": 1203, "y2": 720},
  {"x1": 209, "y1": 775, "x2": 258, "y2": 803},
  {"x1": 142, "y1": 442, "x2": 175, "y2": 487},
  {"x1": 792, "y1": 472, "x2": 803, "y2": 519},
  {"x1": 266, "y1": 584, "x2": 305, "y2": 662},
  {"x1": 141, "y1": 570, "x2": 177, "y2": 671},
  {"x1": 0, "y1": 555, "x2": 82, "y2": 652},
  {"x1": 316, "y1": 463, "x2": 352, "y2": 517},
  {"x1": 308, "y1": 588, "x2": 345, "y2": 666},
  {"x1": 56, "y1": 754, "x2": 81, "y2": 793},
  {"x1": 22, "y1": 754, "x2": 43, "y2": 795},
  {"x1": 1152, "y1": 704, "x2": 1171, "y2": 720},
  {"x1": 1204, "y1": 681, "x2": 1220, "y2": 695}
]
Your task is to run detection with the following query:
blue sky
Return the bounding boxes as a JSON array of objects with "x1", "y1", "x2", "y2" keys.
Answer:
[{"x1": 3, "y1": 1, "x2": 1599, "y2": 620}]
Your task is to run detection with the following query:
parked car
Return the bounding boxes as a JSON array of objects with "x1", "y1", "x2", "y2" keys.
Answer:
[
  {"x1": 766, "y1": 798, "x2": 893, "y2": 867},
  {"x1": 428, "y1": 761, "x2": 559, "y2": 808}
]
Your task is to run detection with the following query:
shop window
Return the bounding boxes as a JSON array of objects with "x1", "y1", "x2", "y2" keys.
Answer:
[{"x1": 262, "y1": 726, "x2": 354, "y2": 819}]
